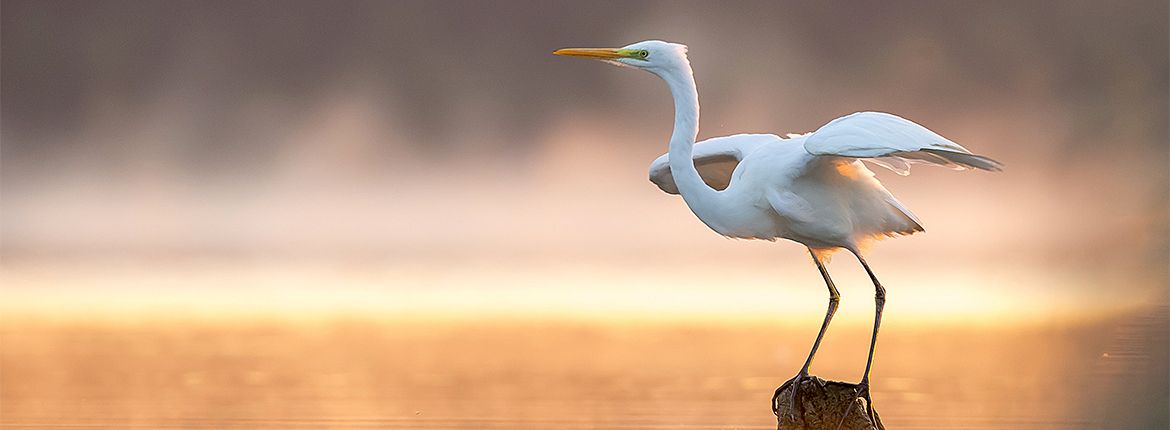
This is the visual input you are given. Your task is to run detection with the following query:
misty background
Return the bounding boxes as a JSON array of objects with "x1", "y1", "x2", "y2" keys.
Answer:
[
  {"x1": 1, "y1": 1, "x2": 1167, "y2": 319},
  {"x1": 2, "y1": 2, "x2": 1168, "y2": 428}
]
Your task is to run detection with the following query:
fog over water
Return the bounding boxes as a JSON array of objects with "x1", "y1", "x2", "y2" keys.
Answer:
[{"x1": 4, "y1": 1, "x2": 1166, "y2": 260}]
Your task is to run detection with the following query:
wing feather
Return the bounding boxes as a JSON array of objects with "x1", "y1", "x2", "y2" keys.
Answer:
[
  {"x1": 803, "y1": 112, "x2": 1002, "y2": 174},
  {"x1": 648, "y1": 134, "x2": 778, "y2": 194}
]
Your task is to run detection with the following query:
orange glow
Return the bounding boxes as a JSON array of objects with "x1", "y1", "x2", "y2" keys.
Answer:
[
  {"x1": 2, "y1": 2, "x2": 1166, "y2": 428},
  {"x1": 0, "y1": 257, "x2": 1149, "y2": 327}
]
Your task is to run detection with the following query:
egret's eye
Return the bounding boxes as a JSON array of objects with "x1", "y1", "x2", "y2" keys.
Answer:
[{"x1": 638, "y1": 50, "x2": 649, "y2": 59}]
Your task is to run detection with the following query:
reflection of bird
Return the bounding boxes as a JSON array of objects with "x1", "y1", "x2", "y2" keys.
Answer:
[{"x1": 555, "y1": 40, "x2": 1001, "y2": 426}]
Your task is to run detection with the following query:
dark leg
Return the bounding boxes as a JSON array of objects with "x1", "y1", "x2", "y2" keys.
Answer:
[
  {"x1": 773, "y1": 249, "x2": 840, "y2": 419},
  {"x1": 800, "y1": 249, "x2": 842, "y2": 375},
  {"x1": 836, "y1": 251, "x2": 886, "y2": 429},
  {"x1": 858, "y1": 255, "x2": 885, "y2": 386}
]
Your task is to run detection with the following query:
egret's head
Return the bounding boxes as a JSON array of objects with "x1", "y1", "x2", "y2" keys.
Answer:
[{"x1": 553, "y1": 40, "x2": 689, "y2": 76}]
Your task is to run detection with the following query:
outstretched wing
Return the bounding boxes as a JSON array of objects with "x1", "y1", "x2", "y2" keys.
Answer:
[
  {"x1": 803, "y1": 112, "x2": 1002, "y2": 175},
  {"x1": 648, "y1": 133, "x2": 778, "y2": 194}
]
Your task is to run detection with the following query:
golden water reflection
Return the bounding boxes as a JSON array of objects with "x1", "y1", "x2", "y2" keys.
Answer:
[{"x1": 3, "y1": 309, "x2": 1166, "y2": 429}]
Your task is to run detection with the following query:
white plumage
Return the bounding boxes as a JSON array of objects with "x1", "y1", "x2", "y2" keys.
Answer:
[
  {"x1": 554, "y1": 40, "x2": 1000, "y2": 426},
  {"x1": 646, "y1": 111, "x2": 1001, "y2": 252}
]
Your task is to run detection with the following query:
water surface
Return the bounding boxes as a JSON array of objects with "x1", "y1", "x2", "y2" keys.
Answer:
[{"x1": 3, "y1": 309, "x2": 1166, "y2": 429}]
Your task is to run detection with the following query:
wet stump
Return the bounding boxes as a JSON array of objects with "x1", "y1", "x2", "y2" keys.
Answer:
[{"x1": 773, "y1": 375, "x2": 884, "y2": 430}]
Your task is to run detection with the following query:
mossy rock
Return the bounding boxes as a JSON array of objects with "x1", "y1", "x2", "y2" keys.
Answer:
[{"x1": 773, "y1": 375, "x2": 884, "y2": 430}]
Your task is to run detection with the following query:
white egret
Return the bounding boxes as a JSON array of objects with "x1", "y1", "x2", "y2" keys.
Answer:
[{"x1": 553, "y1": 40, "x2": 1000, "y2": 426}]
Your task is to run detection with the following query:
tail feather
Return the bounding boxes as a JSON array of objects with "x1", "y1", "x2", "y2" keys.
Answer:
[{"x1": 884, "y1": 196, "x2": 925, "y2": 235}]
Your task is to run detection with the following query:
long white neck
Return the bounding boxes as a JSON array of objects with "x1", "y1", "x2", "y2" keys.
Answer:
[{"x1": 658, "y1": 63, "x2": 719, "y2": 212}]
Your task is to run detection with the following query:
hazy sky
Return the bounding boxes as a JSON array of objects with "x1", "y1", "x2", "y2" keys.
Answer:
[{"x1": 1, "y1": 1, "x2": 1167, "y2": 318}]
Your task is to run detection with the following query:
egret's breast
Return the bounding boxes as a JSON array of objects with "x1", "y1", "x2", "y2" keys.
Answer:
[{"x1": 692, "y1": 189, "x2": 783, "y2": 240}]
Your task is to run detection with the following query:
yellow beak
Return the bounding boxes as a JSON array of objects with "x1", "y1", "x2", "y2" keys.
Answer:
[{"x1": 552, "y1": 47, "x2": 624, "y2": 60}]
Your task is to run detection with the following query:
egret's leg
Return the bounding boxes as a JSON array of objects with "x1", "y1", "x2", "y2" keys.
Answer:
[
  {"x1": 835, "y1": 252, "x2": 886, "y2": 430},
  {"x1": 857, "y1": 255, "x2": 885, "y2": 387},
  {"x1": 800, "y1": 249, "x2": 841, "y2": 374},
  {"x1": 773, "y1": 249, "x2": 840, "y2": 419}
]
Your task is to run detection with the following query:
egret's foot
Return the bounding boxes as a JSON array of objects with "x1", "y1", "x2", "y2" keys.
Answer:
[
  {"x1": 789, "y1": 373, "x2": 809, "y2": 420},
  {"x1": 772, "y1": 373, "x2": 808, "y2": 420},
  {"x1": 770, "y1": 379, "x2": 787, "y2": 417},
  {"x1": 834, "y1": 381, "x2": 883, "y2": 430},
  {"x1": 858, "y1": 383, "x2": 880, "y2": 428}
]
